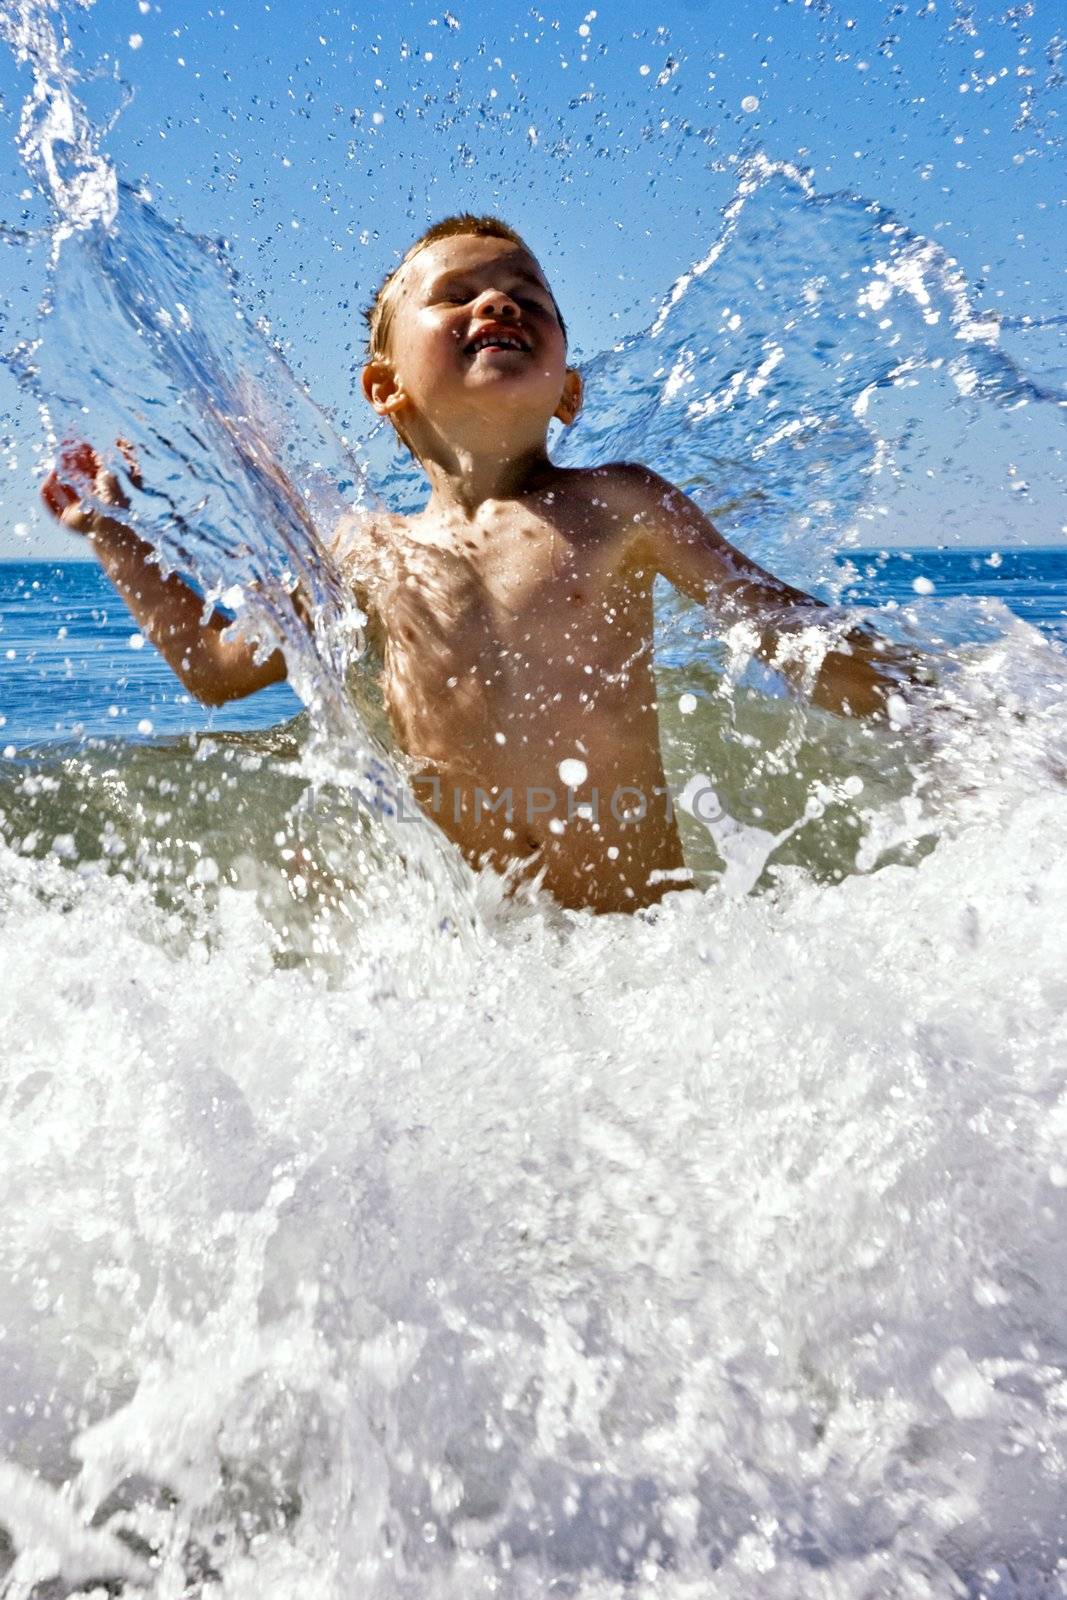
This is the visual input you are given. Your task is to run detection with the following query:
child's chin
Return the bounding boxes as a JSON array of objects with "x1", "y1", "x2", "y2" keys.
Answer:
[
  {"x1": 465, "y1": 358, "x2": 546, "y2": 387},
  {"x1": 470, "y1": 358, "x2": 531, "y2": 376}
]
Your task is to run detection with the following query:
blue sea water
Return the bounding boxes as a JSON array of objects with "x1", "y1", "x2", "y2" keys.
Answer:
[
  {"x1": 2, "y1": 547, "x2": 1064, "y2": 749},
  {"x1": 837, "y1": 546, "x2": 1067, "y2": 639},
  {"x1": 0, "y1": 558, "x2": 301, "y2": 748}
]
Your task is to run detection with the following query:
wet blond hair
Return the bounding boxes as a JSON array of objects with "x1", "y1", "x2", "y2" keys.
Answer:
[{"x1": 363, "y1": 213, "x2": 567, "y2": 361}]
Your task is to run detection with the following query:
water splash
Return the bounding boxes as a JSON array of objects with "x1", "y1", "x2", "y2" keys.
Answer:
[
  {"x1": 366, "y1": 150, "x2": 1067, "y2": 606},
  {"x1": 2, "y1": 0, "x2": 479, "y2": 928},
  {"x1": 556, "y1": 152, "x2": 1067, "y2": 591},
  {"x1": 4, "y1": 765, "x2": 1067, "y2": 1598},
  {"x1": 3, "y1": 3, "x2": 1067, "y2": 1598},
  {"x1": 0, "y1": 0, "x2": 117, "y2": 240}
]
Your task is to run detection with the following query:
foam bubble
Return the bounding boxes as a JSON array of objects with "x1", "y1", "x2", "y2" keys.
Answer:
[{"x1": 558, "y1": 757, "x2": 588, "y2": 787}]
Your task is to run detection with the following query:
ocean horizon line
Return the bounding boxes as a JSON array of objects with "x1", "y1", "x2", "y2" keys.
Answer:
[{"x1": 5, "y1": 540, "x2": 1067, "y2": 567}]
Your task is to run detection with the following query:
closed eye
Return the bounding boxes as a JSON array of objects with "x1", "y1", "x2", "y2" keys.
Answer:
[{"x1": 427, "y1": 282, "x2": 552, "y2": 310}]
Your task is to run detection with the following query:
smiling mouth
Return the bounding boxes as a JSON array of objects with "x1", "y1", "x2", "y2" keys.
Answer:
[{"x1": 464, "y1": 332, "x2": 531, "y2": 356}]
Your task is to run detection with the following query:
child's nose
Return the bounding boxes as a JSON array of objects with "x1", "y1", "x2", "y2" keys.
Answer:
[{"x1": 472, "y1": 288, "x2": 519, "y2": 319}]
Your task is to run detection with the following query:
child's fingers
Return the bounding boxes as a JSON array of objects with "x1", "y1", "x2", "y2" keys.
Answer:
[
  {"x1": 42, "y1": 437, "x2": 131, "y2": 531},
  {"x1": 40, "y1": 469, "x2": 78, "y2": 520},
  {"x1": 57, "y1": 439, "x2": 131, "y2": 505},
  {"x1": 115, "y1": 436, "x2": 144, "y2": 489},
  {"x1": 40, "y1": 472, "x2": 94, "y2": 535},
  {"x1": 40, "y1": 470, "x2": 97, "y2": 534},
  {"x1": 93, "y1": 465, "x2": 130, "y2": 510},
  {"x1": 58, "y1": 439, "x2": 102, "y2": 488}
]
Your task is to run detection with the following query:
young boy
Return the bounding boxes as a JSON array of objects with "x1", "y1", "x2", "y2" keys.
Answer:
[{"x1": 42, "y1": 214, "x2": 915, "y2": 913}]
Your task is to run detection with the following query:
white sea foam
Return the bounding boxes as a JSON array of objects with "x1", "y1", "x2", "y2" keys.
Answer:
[{"x1": 2, "y1": 713, "x2": 1067, "y2": 1595}]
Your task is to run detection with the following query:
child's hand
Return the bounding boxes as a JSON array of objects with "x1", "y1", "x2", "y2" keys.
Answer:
[{"x1": 40, "y1": 439, "x2": 140, "y2": 536}]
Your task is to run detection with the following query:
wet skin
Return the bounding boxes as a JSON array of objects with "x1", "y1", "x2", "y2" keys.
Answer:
[
  {"x1": 41, "y1": 234, "x2": 919, "y2": 914},
  {"x1": 342, "y1": 234, "x2": 915, "y2": 910},
  {"x1": 331, "y1": 470, "x2": 690, "y2": 913}
]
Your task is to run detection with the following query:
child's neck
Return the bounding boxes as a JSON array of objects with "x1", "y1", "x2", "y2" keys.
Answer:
[{"x1": 420, "y1": 439, "x2": 558, "y2": 520}]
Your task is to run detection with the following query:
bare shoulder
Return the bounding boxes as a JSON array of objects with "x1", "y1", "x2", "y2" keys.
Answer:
[
  {"x1": 561, "y1": 464, "x2": 693, "y2": 561},
  {"x1": 572, "y1": 461, "x2": 682, "y2": 518},
  {"x1": 326, "y1": 505, "x2": 406, "y2": 579}
]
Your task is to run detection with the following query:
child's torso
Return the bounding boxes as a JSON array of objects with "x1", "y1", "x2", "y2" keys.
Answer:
[{"x1": 340, "y1": 469, "x2": 687, "y2": 909}]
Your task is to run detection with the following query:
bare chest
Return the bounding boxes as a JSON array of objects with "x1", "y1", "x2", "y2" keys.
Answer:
[{"x1": 373, "y1": 507, "x2": 647, "y2": 682}]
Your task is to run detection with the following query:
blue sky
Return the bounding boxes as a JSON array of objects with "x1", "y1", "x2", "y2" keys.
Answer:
[{"x1": 1, "y1": 0, "x2": 1063, "y2": 557}]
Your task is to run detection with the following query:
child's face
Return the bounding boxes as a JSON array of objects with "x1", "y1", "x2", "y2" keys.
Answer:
[{"x1": 364, "y1": 234, "x2": 579, "y2": 451}]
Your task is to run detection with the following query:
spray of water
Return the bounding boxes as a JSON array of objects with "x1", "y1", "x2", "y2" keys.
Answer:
[
  {"x1": 3, "y1": 2, "x2": 1067, "y2": 1597},
  {"x1": 2, "y1": 0, "x2": 483, "y2": 938},
  {"x1": 0, "y1": 0, "x2": 116, "y2": 239}
]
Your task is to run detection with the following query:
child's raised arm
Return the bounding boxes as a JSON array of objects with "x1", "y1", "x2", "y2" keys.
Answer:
[
  {"x1": 615, "y1": 464, "x2": 925, "y2": 719},
  {"x1": 41, "y1": 442, "x2": 287, "y2": 707}
]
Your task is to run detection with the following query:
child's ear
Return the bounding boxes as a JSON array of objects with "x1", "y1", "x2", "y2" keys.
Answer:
[
  {"x1": 362, "y1": 359, "x2": 407, "y2": 418},
  {"x1": 554, "y1": 367, "x2": 583, "y2": 427}
]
